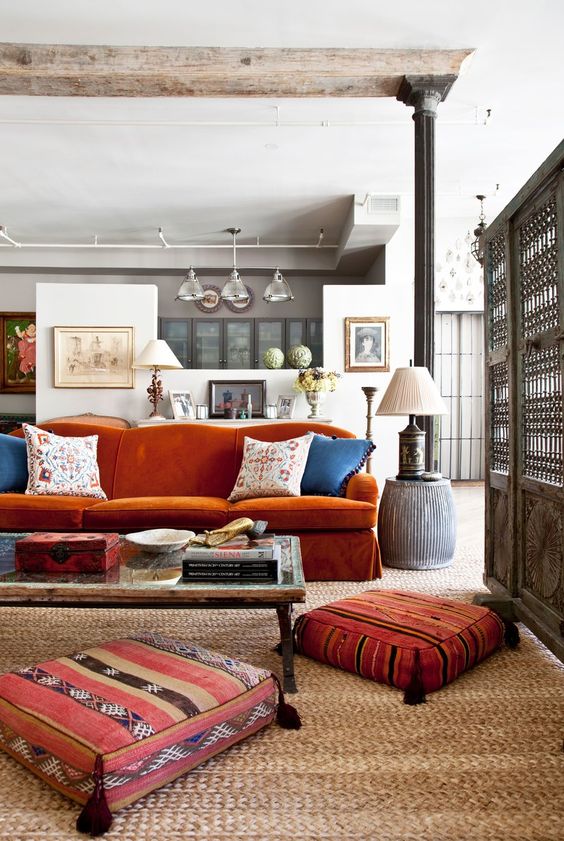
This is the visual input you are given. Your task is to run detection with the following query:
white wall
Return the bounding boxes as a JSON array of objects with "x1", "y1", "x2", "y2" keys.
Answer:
[
  {"x1": 36, "y1": 283, "x2": 158, "y2": 421},
  {"x1": 323, "y1": 220, "x2": 414, "y2": 494}
]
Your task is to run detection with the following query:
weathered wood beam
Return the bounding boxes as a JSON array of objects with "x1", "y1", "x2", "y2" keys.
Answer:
[{"x1": 0, "y1": 44, "x2": 473, "y2": 97}]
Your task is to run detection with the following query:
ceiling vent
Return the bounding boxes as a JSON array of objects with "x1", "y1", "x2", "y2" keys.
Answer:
[{"x1": 366, "y1": 195, "x2": 401, "y2": 215}]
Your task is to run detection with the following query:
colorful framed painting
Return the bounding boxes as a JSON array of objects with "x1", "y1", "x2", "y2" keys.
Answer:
[
  {"x1": 0, "y1": 312, "x2": 37, "y2": 394},
  {"x1": 345, "y1": 317, "x2": 390, "y2": 373},
  {"x1": 209, "y1": 379, "x2": 266, "y2": 417},
  {"x1": 53, "y1": 326, "x2": 135, "y2": 388}
]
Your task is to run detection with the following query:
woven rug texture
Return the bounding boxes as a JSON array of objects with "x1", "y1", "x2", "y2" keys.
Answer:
[{"x1": 0, "y1": 540, "x2": 562, "y2": 841}]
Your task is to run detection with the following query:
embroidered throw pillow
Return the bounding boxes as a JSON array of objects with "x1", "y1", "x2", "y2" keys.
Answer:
[
  {"x1": 301, "y1": 434, "x2": 375, "y2": 496},
  {"x1": 0, "y1": 434, "x2": 28, "y2": 493},
  {"x1": 23, "y1": 423, "x2": 106, "y2": 499},
  {"x1": 228, "y1": 433, "x2": 314, "y2": 502}
]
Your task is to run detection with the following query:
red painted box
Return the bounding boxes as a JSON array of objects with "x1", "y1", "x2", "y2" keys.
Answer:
[{"x1": 15, "y1": 532, "x2": 121, "y2": 573}]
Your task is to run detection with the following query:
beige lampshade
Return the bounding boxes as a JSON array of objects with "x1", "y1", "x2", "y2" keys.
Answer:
[
  {"x1": 376, "y1": 366, "x2": 448, "y2": 416},
  {"x1": 133, "y1": 339, "x2": 183, "y2": 370}
]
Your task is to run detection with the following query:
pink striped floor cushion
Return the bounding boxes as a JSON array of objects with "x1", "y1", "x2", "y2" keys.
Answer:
[
  {"x1": 0, "y1": 632, "x2": 300, "y2": 835},
  {"x1": 294, "y1": 590, "x2": 518, "y2": 705}
]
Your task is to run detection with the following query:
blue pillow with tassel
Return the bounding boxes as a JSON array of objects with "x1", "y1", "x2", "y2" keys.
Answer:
[
  {"x1": 301, "y1": 434, "x2": 375, "y2": 497},
  {"x1": 0, "y1": 434, "x2": 28, "y2": 492}
]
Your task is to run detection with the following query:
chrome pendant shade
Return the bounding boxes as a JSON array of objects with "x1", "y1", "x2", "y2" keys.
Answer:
[
  {"x1": 220, "y1": 227, "x2": 250, "y2": 302},
  {"x1": 175, "y1": 266, "x2": 204, "y2": 301},
  {"x1": 263, "y1": 267, "x2": 294, "y2": 303}
]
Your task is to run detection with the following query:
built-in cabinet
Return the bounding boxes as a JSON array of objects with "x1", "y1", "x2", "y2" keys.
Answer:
[{"x1": 160, "y1": 317, "x2": 322, "y2": 369}]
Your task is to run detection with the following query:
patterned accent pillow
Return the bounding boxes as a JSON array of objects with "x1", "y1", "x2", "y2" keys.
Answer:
[
  {"x1": 228, "y1": 433, "x2": 314, "y2": 502},
  {"x1": 23, "y1": 423, "x2": 107, "y2": 499}
]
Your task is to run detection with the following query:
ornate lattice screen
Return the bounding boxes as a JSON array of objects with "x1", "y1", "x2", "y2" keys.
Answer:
[{"x1": 484, "y1": 141, "x2": 563, "y2": 662}]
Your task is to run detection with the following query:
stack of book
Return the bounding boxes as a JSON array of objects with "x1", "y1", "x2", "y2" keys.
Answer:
[{"x1": 182, "y1": 536, "x2": 280, "y2": 583}]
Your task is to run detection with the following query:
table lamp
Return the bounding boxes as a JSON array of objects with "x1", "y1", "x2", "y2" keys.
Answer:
[
  {"x1": 376, "y1": 365, "x2": 448, "y2": 480},
  {"x1": 133, "y1": 339, "x2": 183, "y2": 418}
]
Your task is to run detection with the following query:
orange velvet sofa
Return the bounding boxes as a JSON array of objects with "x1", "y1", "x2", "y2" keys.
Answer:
[{"x1": 0, "y1": 421, "x2": 381, "y2": 581}]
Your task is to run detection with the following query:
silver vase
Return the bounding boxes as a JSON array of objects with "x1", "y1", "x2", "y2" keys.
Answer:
[{"x1": 305, "y1": 390, "x2": 326, "y2": 418}]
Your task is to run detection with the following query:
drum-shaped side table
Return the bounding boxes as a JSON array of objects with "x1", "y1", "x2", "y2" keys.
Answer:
[{"x1": 377, "y1": 478, "x2": 457, "y2": 569}]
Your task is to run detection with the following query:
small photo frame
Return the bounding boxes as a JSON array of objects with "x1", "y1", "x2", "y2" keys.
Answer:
[
  {"x1": 209, "y1": 379, "x2": 266, "y2": 417},
  {"x1": 276, "y1": 394, "x2": 296, "y2": 419},
  {"x1": 169, "y1": 390, "x2": 196, "y2": 419},
  {"x1": 345, "y1": 317, "x2": 390, "y2": 372},
  {"x1": 53, "y1": 326, "x2": 135, "y2": 388}
]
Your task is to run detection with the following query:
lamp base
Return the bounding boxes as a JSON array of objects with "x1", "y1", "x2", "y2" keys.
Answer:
[
  {"x1": 396, "y1": 419, "x2": 426, "y2": 480},
  {"x1": 147, "y1": 367, "x2": 164, "y2": 418}
]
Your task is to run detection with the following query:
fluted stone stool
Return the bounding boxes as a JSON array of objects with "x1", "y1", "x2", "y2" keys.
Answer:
[{"x1": 378, "y1": 478, "x2": 456, "y2": 569}]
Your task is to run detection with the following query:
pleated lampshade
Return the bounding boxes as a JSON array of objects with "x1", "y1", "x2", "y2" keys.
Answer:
[{"x1": 376, "y1": 367, "x2": 448, "y2": 416}]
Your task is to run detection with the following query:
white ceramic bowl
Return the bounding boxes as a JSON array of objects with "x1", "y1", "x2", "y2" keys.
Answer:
[{"x1": 124, "y1": 528, "x2": 195, "y2": 553}]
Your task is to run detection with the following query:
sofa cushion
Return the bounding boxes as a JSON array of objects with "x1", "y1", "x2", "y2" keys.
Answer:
[
  {"x1": 301, "y1": 435, "x2": 375, "y2": 497},
  {"x1": 229, "y1": 495, "x2": 377, "y2": 530},
  {"x1": 228, "y1": 433, "x2": 314, "y2": 502},
  {"x1": 0, "y1": 632, "x2": 295, "y2": 833},
  {"x1": 294, "y1": 590, "x2": 509, "y2": 704},
  {"x1": 0, "y1": 434, "x2": 28, "y2": 493},
  {"x1": 0, "y1": 493, "x2": 98, "y2": 531},
  {"x1": 23, "y1": 424, "x2": 106, "y2": 500},
  {"x1": 83, "y1": 496, "x2": 230, "y2": 530},
  {"x1": 112, "y1": 425, "x2": 239, "y2": 500}
]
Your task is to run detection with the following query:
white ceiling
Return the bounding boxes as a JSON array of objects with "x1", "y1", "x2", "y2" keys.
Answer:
[{"x1": 0, "y1": 0, "x2": 563, "y2": 263}]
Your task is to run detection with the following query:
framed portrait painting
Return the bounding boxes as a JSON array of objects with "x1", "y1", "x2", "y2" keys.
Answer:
[
  {"x1": 169, "y1": 390, "x2": 196, "y2": 419},
  {"x1": 209, "y1": 379, "x2": 266, "y2": 417},
  {"x1": 0, "y1": 312, "x2": 37, "y2": 394},
  {"x1": 345, "y1": 317, "x2": 390, "y2": 373},
  {"x1": 53, "y1": 326, "x2": 135, "y2": 388}
]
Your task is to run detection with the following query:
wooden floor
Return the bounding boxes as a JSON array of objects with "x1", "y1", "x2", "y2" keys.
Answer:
[{"x1": 451, "y1": 481, "x2": 484, "y2": 548}]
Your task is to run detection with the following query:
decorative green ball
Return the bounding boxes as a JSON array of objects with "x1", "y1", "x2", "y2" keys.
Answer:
[
  {"x1": 263, "y1": 347, "x2": 285, "y2": 369},
  {"x1": 287, "y1": 345, "x2": 312, "y2": 369}
]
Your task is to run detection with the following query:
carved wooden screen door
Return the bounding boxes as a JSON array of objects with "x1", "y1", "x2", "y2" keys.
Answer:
[{"x1": 484, "y1": 141, "x2": 563, "y2": 661}]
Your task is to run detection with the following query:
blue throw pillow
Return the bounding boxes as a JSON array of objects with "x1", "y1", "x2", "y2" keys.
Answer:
[
  {"x1": 301, "y1": 434, "x2": 375, "y2": 497},
  {"x1": 0, "y1": 433, "x2": 28, "y2": 492}
]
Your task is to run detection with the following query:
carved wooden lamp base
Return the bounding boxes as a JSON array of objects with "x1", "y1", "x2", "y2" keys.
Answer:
[{"x1": 147, "y1": 367, "x2": 164, "y2": 418}]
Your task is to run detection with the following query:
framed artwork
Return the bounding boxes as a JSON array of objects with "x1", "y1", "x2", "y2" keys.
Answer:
[
  {"x1": 224, "y1": 285, "x2": 254, "y2": 314},
  {"x1": 276, "y1": 394, "x2": 296, "y2": 419},
  {"x1": 169, "y1": 390, "x2": 196, "y2": 419},
  {"x1": 53, "y1": 326, "x2": 135, "y2": 388},
  {"x1": 345, "y1": 317, "x2": 390, "y2": 373},
  {"x1": 0, "y1": 313, "x2": 37, "y2": 394},
  {"x1": 194, "y1": 285, "x2": 223, "y2": 314},
  {"x1": 209, "y1": 379, "x2": 266, "y2": 417}
]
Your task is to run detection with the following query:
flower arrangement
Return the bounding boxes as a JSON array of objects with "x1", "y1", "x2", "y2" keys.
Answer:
[{"x1": 293, "y1": 367, "x2": 341, "y2": 393}]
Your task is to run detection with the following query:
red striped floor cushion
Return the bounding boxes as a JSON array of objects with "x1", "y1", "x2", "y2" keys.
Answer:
[
  {"x1": 0, "y1": 632, "x2": 300, "y2": 835},
  {"x1": 294, "y1": 590, "x2": 516, "y2": 705}
]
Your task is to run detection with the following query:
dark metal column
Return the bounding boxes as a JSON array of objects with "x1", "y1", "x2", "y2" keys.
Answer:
[{"x1": 397, "y1": 74, "x2": 455, "y2": 469}]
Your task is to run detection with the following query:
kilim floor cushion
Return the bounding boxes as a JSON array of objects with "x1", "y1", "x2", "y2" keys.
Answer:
[
  {"x1": 293, "y1": 590, "x2": 518, "y2": 705},
  {"x1": 0, "y1": 631, "x2": 300, "y2": 836}
]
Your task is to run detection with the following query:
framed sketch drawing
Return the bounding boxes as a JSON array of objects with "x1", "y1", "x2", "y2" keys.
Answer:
[
  {"x1": 345, "y1": 317, "x2": 390, "y2": 373},
  {"x1": 0, "y1": 312, "x2": 36, "y2": 394},
  {"x1": 169, "y1": 390, "x2": 196, "y2": 419},
  {"x1": 276, "y1": 394, "x2": 296, "y2": 419},
  {"x1": 54, "y1": 326, "x2": 135, "y2": 388}
]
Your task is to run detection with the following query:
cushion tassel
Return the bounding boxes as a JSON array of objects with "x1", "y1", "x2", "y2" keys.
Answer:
[
  {"x1": 271, "y1": 673, "x2": 302, "y2": 729},
  {"x1": 76, "y1": 755, "x2": 113, "y2": 836},
  {"x1": 503, "y1": 619, "x2": 520, "y2": 649},
  {"x1": 403, "y1": 649, "x2": 427, "y2": 706}
]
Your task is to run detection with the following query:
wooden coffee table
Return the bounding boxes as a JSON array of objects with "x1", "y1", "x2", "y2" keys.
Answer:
[{"x1": 0, "y1": 533, "x2": 305, "y2": 692}]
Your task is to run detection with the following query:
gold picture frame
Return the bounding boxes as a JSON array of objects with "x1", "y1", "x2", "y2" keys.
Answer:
[
  {"x1": 54, "y1": 326, "x2": 135, "y2": 388},
  {"x1": 0, "y1": 312, "x2": 36, "y2": 394},
  {"x1": 345, "y1": 317, "x2": 390, "y2": 373}
]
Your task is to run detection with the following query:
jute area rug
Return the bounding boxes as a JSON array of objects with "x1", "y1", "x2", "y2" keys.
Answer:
[{"x1": 0, "y1": 542, "x2": 562, "y2": 841}]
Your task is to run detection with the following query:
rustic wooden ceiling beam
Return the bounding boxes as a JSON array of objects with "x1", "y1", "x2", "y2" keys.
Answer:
[{"x1": 0, "y1": 44, "x2": 474, "y2": 97}]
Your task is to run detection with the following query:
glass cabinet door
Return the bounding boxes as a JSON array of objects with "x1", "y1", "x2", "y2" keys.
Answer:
[
  {"x1": 286, "y1": 319, "x2": 306, "y2": 354},
  {"x1": 193, "y1": 319, "x2": 222, "y2": 369},
  {"x1": 159, "y1": 318, "x2": 192, "y2": 368},
  {"x1": 307, "y1": 319, "x2": 323, "y2": 367},
  {"x1": 225, "y1": 319, "x2": 253, "y2": 369},
  {"x1": 255, "y1": 319, "x2": 284, "y2": 368}
]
